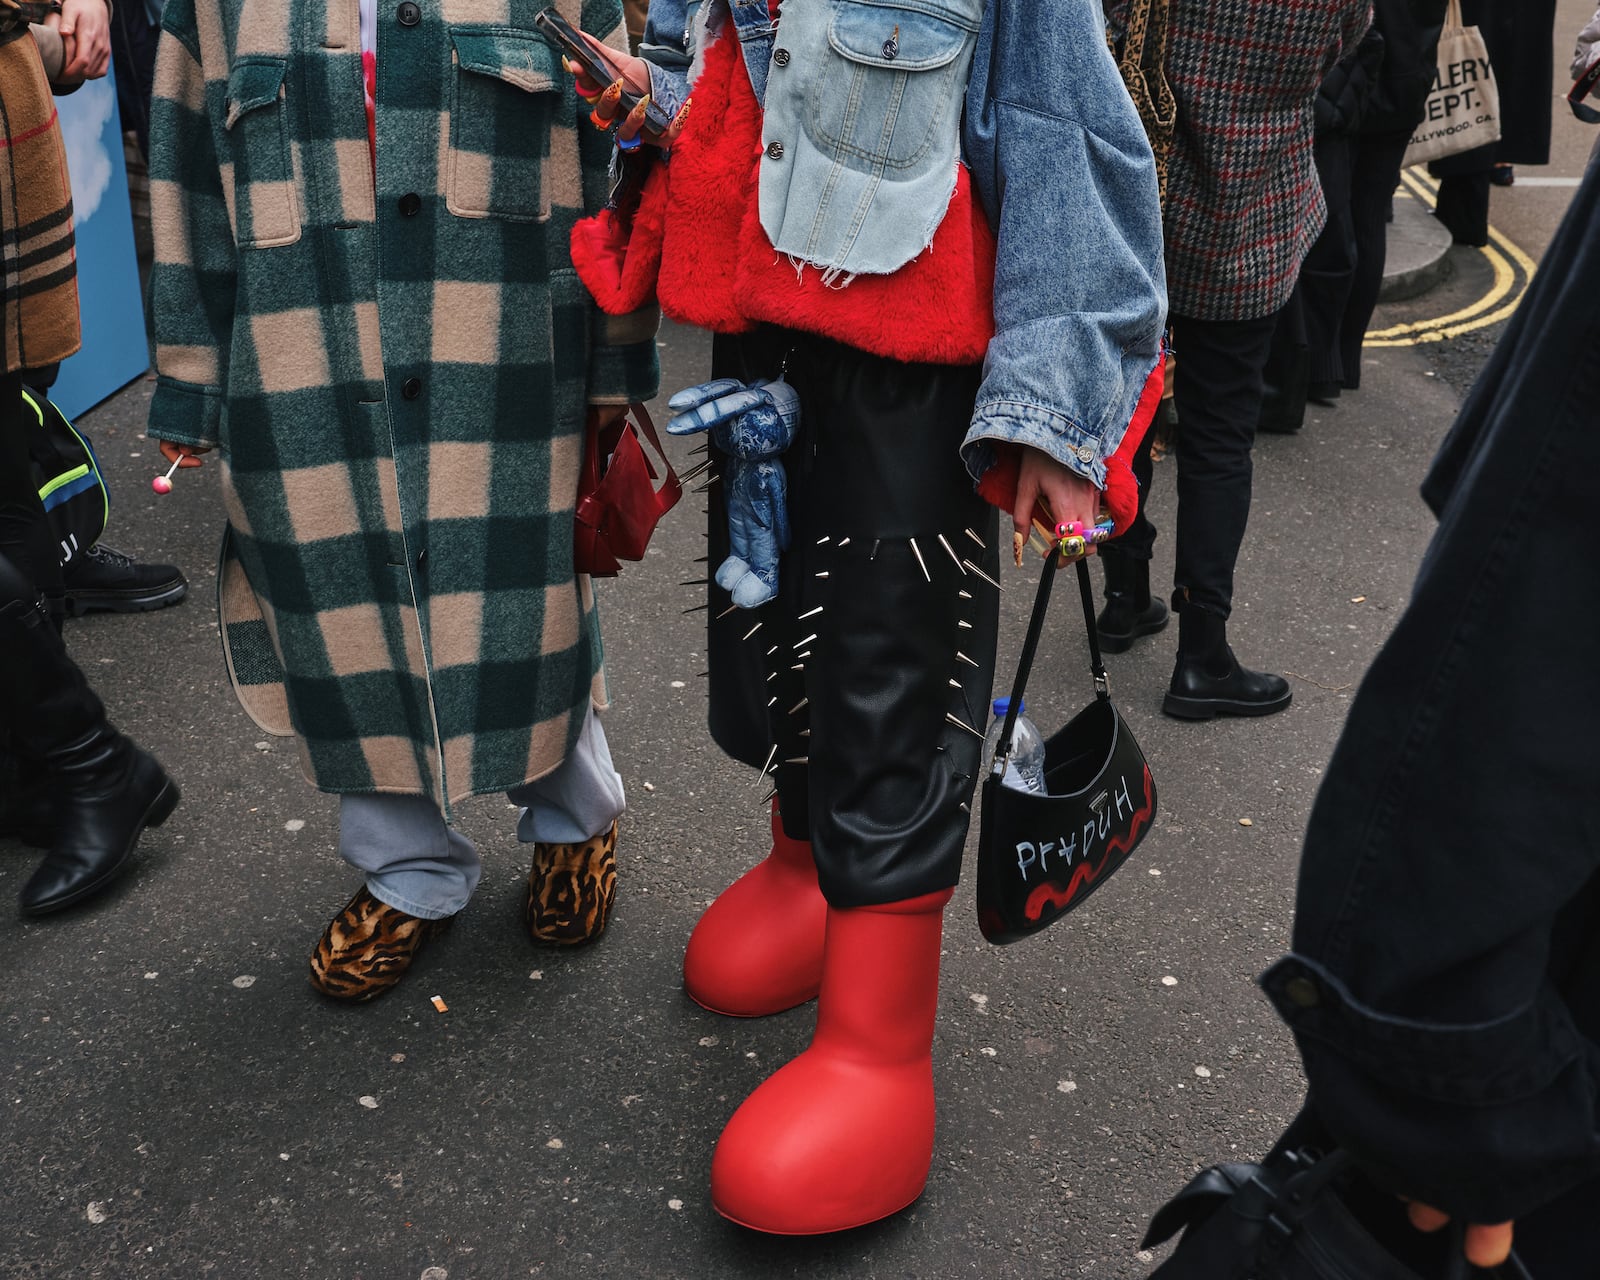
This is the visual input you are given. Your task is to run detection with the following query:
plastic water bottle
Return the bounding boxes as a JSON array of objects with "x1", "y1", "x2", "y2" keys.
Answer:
[{"x1": 986, "y1": 697, "x2": 1046, "y2": 793}]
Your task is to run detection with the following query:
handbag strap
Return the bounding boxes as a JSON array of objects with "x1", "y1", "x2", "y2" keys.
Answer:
[
  {"x1": 628, "y1": 402, "x2": 684, "y2": 512},
  {"x1": 992, "y1": 552, "x2": 1109, "y2": 777},
  {"x1": 1118, "y1": 0, "x2": 1150, "y2": 71}
]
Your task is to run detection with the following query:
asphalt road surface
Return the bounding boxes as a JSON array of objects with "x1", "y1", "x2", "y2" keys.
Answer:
[{"x1": 4, "y1": 20, "x2": 1595, "y2": 1276}]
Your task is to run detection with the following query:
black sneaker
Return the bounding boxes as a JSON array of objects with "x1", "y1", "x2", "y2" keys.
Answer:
[{"x1": 62, "y1": 544, "x2": 188, "y2": 615}]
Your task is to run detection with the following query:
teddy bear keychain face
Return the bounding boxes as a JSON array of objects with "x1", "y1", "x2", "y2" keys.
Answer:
[{"x1": 666, "y1": 377, "x2": 801, "y2": 608}]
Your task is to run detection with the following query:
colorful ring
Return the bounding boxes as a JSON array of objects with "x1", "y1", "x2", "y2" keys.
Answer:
[
  {"x1": 615, "y1": 132, "x2": 643, "y2": 152},
  {"x1": 589, "y1": 107, "x2": 613, "y2": 131}
]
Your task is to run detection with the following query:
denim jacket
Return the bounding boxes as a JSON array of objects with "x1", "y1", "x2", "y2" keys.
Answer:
[{"x1": 640, "y1": 0, "x2": 1167, "y2": 491}]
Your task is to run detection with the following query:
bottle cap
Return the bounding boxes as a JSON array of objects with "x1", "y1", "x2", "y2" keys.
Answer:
[{"x1": 992, "y1": 697, "x2": 1025, "y2": 717}]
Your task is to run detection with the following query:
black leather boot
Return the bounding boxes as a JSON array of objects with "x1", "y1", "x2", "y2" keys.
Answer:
[
  {"x1": 0, "y1": 577, "x2": 179, "y2": 915},
  {"x1": 0, "y1": 744, "x2": 54, "y2": 848},
  {"x1": 1162, "y1": 604, "x2": 1291, "y2": 720},
  {"x1": 1096, "y1": 552, "x2": 1169, "y2": 654}
]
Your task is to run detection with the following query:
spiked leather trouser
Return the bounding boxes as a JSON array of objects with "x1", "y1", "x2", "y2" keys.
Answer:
[{"x1": 705, "y1": 327, "x2": 1000, "y2": 909}]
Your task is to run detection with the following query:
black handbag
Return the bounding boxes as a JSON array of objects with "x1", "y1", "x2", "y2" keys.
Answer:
[
  {"x1": 1145, "y1": 1146, "x2": 1533, "y2": 1280},
  {"x1": 975, "y1": 554, "x2": 1156, "y2": 945}
]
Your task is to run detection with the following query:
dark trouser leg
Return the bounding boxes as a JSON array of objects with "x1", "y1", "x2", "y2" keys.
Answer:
[
  {"x1": 1257, "y1": 283, "x2": 1309, "y2": 433},
  {"x1": 1432, "y1": 170, "x2": 1490, "y2": 247},
  {"x1": 1095, "y1": 418, "x2": 1168, "y2": 651},
  {"x1": 1103, "y1": 419, "x2": 1157, "y2": 562},
  {"x1": 1170, "y1": 312, "x2": 1278, "y2": 620},
  {"x1": 1339, "y1": 130, "x2": 1411, "y2": 388},
  {"x1": 703, "y1": 327, "x2": 999, "y2": 907},
  {"x1": 0, "y1": 371, "x2": 65, "y2": 612},
  {"x1": 1300, "y1": 131, "x2": 1356, "y2": 394}
]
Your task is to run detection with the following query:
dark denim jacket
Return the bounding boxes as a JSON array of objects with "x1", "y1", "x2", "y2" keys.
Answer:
[{"x1": 1261, "y1": 163, "x2": 1600, "y2": 1226}]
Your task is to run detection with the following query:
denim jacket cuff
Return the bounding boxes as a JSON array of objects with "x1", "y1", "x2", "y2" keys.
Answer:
[
  {"x1": 962, "y1": 402, "x2": 1108, "y2": 491},
  {"x1": 644, "y1": 62, "x2": 689, "y2": 123}
]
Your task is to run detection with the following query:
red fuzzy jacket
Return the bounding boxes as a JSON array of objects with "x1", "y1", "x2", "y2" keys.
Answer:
[{"x1": 569, "y1": 25, "x2": 1163, "y2": 533}]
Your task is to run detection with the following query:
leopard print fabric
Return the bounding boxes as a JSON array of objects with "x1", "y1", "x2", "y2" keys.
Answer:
[
  {"x1": 309, "y1": 887, "x2": 450, "y2": 1002},
  {"x1": 526, "y1": 821, "x2": 619, "y2": 946}
]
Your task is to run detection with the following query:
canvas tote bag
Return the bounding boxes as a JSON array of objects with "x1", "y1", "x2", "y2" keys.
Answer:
[{"x1": 1404, "y1": 0, "x2": 1501, "y2": 166}]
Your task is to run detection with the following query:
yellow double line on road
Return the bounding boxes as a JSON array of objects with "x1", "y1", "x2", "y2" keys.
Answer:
[{"x1": 1363, "y1": 167, "x2": 1538, "y2": 348}]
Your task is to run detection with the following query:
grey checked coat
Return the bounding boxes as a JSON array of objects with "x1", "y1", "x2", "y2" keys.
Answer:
[{"x1": 147, "y1": 0, "x2": 660, "y2": 806}]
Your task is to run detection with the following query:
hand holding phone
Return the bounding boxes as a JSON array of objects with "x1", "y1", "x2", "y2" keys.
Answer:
[{"x1": 536, "y1": 7, "x2": 673, "y2": 135}]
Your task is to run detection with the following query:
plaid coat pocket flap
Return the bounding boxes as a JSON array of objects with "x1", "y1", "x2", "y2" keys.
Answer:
[
  {"x1": 225, "y1": 58, "x2": 289, "y2": 130},
  {"x1": 450, "y1": 27, "x2": 561, "y2": 94}
]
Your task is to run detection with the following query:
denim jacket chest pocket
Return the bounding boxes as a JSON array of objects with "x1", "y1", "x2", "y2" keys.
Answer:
[
  {"x1": 813, "y1": 1, "x2": 975, "y2": 168},
  {"x1": 760, "y1": 0, "x2": 982, "y2": 277}
]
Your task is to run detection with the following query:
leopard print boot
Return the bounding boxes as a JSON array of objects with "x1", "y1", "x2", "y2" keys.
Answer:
[
  {"x1": 309, "y1": 887, "x2": 453, "y2": 1002},
  {"x1": 525, "y1": 820, "x2": 618, "y2": 945}
]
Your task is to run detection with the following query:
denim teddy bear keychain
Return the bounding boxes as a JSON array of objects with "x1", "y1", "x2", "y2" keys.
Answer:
[{"x1": 666, "y1": 377, "x2": 801, "y2": 608}]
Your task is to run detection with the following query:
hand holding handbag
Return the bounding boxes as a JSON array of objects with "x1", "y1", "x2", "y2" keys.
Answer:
[
  {"x1": 975, "y1": 552, "x2": 1157, "y2": 944},
  {"x1": 1145, "y1": 1146, "x2": 1533, "y2": 1280},
  {"x1": 573, "y1": 402, "x2": 682, "y2": 577}
]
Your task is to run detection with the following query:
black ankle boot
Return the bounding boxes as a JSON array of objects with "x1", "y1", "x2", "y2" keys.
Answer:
[
  {"x1": 0, "y1": 584, "x2": 179, "y2": 916},
  {"x1": 0, "y1": 745, "x2": 55, "y2": 848},
  {"x1": 1096, "y1": 553, "x2": 1169, "y2": 654},
  {"x1": 1162, "y1": 604, "x2": 1291, "y2": 720}
]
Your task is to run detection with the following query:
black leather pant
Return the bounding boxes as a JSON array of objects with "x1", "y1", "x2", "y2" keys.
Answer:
[{"x1": 704, "y1": 327, "x2": 1000, "y2": 908}]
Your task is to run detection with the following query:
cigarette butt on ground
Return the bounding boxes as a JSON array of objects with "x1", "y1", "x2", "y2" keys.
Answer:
[{"x1": 430, "y1": 995, "x2": 448, "y2": 1013}]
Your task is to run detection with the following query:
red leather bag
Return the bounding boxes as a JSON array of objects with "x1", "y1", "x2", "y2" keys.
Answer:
[{"x1": 573, "y1": 403, "x2": 682, "y2": 577}]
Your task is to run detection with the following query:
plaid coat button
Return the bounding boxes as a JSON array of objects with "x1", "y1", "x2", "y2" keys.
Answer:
[
  {"x1": 397, "y1": 2, "x2": 420, "y2": 26},
  {"x1": 402, "y1": 377, "x2": 422, "y2": 399},
  {"x1": 398, "y1": 192, "x2": 421, "y2": 217}
]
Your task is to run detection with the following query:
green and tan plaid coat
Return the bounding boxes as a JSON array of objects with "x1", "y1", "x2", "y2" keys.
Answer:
[{"x1": 146, "y1": 0, "x2": 659, "y2": 808}]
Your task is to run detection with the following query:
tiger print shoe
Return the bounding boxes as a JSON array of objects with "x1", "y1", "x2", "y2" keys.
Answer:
[
  {"x1": 526, "y1": 820, "x2": 618, "y2": 946},
  {"x1": 308, "y1": 887, "x2": 453, "y2": 1002}
]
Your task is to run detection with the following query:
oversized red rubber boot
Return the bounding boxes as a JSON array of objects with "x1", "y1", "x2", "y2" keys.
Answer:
[
  {"x1": 710, "y1": 888, "x2": 952, "y2": 1234},
  {"x1": 683, "y1": 800, "x2": 826, "y2": 1016}
]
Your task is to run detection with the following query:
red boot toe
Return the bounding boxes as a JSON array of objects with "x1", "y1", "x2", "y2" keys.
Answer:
[
  {"x1": 708, "y1": 889, "x2": 951, "y2": 1235},
  {"x1": 683, "y1": 801, "x2": 826, "y2": 1017},
  {"x1": 711, "y1": 1049, "x2": 934, "y2": 1234}
]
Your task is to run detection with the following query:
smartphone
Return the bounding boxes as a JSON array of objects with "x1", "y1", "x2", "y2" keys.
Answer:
[{"x1": 535, "y1": 7, "x2": 674, "y2": 135}]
